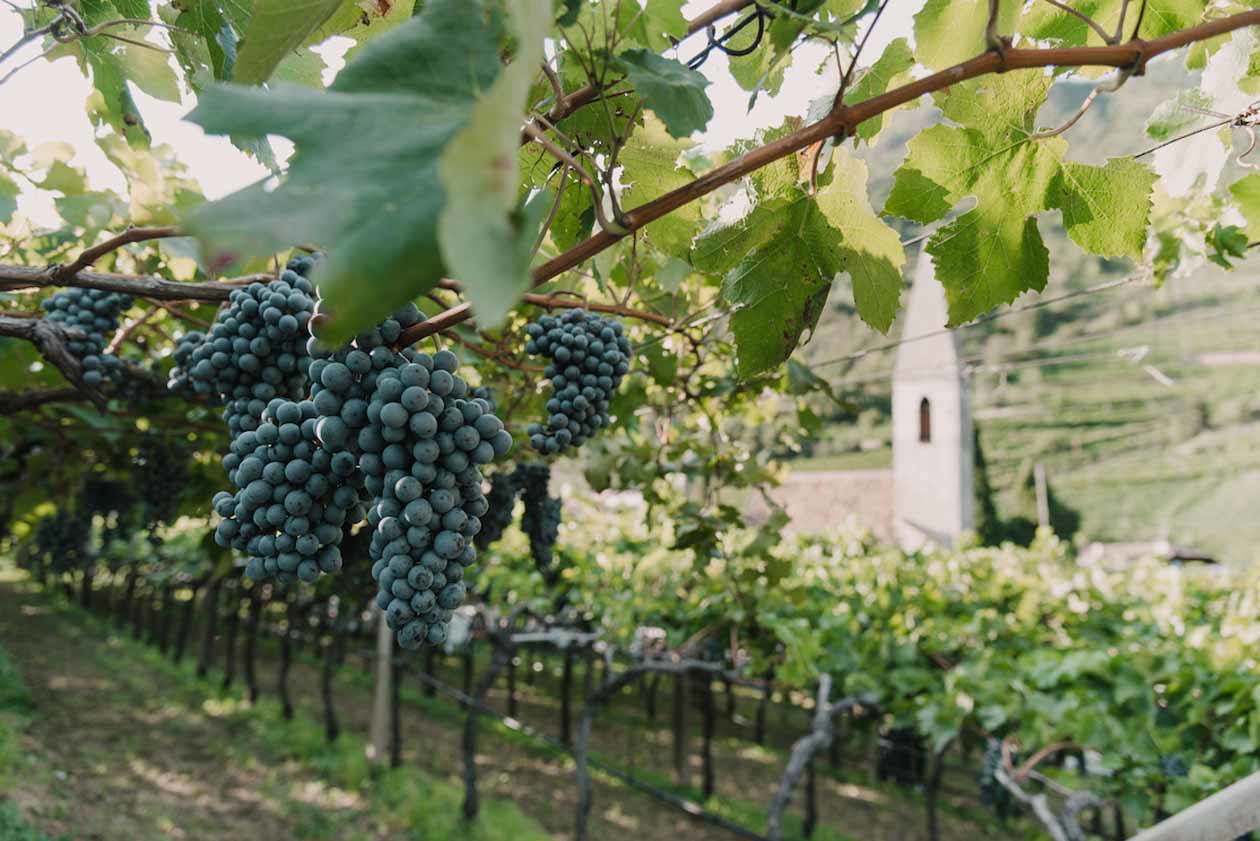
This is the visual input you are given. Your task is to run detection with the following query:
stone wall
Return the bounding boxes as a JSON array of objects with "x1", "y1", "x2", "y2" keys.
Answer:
[{"x1": 746, "y1": 469, "x2": 895, "y2": 543}]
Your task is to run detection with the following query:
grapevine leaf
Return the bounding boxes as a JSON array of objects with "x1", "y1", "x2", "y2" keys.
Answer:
[
  {"x1": 550, "y1": 179, "x2": 594, "y2": 252},
  {"x1": 304, "y1": 0, "x2": 416, "y2": 51},
  {"x1": 884, "y1": 71, "x2": 1108, "y2": 325},
  {"x1": 186, "y1": 0, "x2": 504, "y2": 339},
  {"x1": 234, "y1": 0, "x2": 343, "y2": 85},
  {"x1": 437, "y1": 0, "x2": 551, "y2": 328},
  {"x1": 912, "y1": 0, "x2": 1019, "y2": 71},
  {"x1": 619, "y1": 116, "x2": 704, "y2": 257},
  {"x1": 815, "y1": 146, "x2": 905, "y2": 332},
  {"x1": 615, "y1": 50, "x2": 713, "y2": 138},
  {"x1": 621, "y1": 0, "x2": 687, "y2": 52},
  {"x1": 557, "y1": 0, "x2": 581, "y2": 26},
  {"x1": 1145, "y1": 90, "x2": 1214, "y2": 141},
  {"x1": 0, "y1": 173, "x2": 17, "y2": 224},
  {"x1": 1206, "y1": 223, "x2": 1249, "y2": 268},
  {"x1": 926, "y1": 210, "x2": 1050, "y2": 326},
  {"x1": 1049, "y1": 158, "x2": 1157, "y2": 259},
  {"x1": 1228, "y1": 173, "x2": 1260, "y2": 239},
  {"x1": 848, "y1": 37, "x2": 914, "y2": 144},
  {"x1": 693, "y1": 190, "x2": 845, "y2": 376},
  {"x1": 1021, "y1": 0, "x2": 1207, "y2": 47}
]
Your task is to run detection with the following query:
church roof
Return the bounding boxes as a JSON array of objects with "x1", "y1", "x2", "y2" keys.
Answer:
[{"x1": 894, "y1": 249, "x2": 962, "y2": 377}]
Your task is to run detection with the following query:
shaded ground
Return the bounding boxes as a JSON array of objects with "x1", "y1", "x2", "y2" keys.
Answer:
[
  {"x1": 0, "y1": 573, "x2": 547, "y2": 841},
  {"x1": 0, "y1": 571, "x2": 1012, "y2": 841}
]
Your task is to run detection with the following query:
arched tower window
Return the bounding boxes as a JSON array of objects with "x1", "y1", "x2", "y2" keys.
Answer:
[{"x1": 918, "y1": 397, "x2": 932, "y2": 443}]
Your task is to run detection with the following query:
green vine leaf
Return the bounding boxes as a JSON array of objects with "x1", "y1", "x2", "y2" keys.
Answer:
[
  {"x1": 848, "y1": 37, "x2": 914, "y2": 145},
  {"x1": 615, "y1": 50, "x2": 713, "y2": 138},
  {"x1": 0, "y1": 173, "x2": 17, "y2": 224},
  {"x1": 619, "y1": 116, "x2": 704, "y2": 257},
  {"x1": 1206, "y1": 223, "x2": 1249, "y2": 268},
  {"x1": 692, "y1": 149, "x2": 902, "y2": 376},
  {"x1": 1021, "y1": 0, "x2": 1207, "y2": 47},
  {"x1": 185, "y1": 0, "x2": 505, "y2": 339},
  {"x1": 234, "y1": 0, "x2": 343, "y2": 85},
  {"x1": 913, "y1": 0, "x2": 1019, "y2": 71},
  {"x1": 886, "y1": 71, "x2": 1154, "y2": 325},
  {"x1": 437, "y1": 0, "x2": 551, "y2": 328},
  {"x1": 1229, "y1": 173, "x2": 1260, "y2": 239}
]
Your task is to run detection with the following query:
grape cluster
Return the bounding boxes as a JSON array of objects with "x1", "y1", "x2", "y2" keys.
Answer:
[
  {"x1": 29, "y1": 507, "x2": 92, "y2": 574},
  {"x1": 167, "y1": 330, "x2": 207, "y2": 393},
  {"x1": 356, "y1": 349, "x2": 514, "y2": 648},
  {"x1": 518, "y1": 463, "x2": 561, "y2": 569},
  {"x1": 213, "y1": 398, "x2": 359, "y2": 584},
  {"x1": 523, "y1": 310, "x2": 631, "y2": 454},
  {"x1": 133, "y1": 432, "x2": 191, "y2": 535},
  {"x1": 176, "y1": 256, "x2": 316, "y2": 438},
  {"x1": 473, "y1": 468, "x2": 523, "y2": 551},
  {"x1": 40, "y1": 287, "x2": 133, "y2": 387},
  {"x1": 978, "y1": 740, "x2": 1019, "y2": 821}
]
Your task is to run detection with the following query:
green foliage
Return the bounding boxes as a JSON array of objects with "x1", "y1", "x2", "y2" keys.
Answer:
[
  {"x1": 972, "y1": 427, "x2": 1003, "y2": 547},
  {"x1": 886, "y1": 71, "x2": 1156, "y2": 326},
  {"x1": 232, "y1": 0, "x2": 342, "y2": 85},
  {"x1": 615, "y1": 50, "x2": 713, "y2": 138},
  {"x1": 0, "y1": 802, "x2": 65, "y2": 841},
  {"x1": 186, "y1": 0, "x2": 516, "y2": 340}
]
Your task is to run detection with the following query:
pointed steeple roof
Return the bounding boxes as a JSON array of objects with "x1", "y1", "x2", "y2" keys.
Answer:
[{"x1": 894, "y1": 250, "x2": 961, "y2": 378}]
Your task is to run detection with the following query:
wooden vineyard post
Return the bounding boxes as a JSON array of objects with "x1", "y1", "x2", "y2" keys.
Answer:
[
  {"x1": 561, "y1": 648, "x2": 575, "y2": 746},
  {"x1": 462, "y1": 644, "x2": 474, "y2": 697},
  {"x1": 367, "y1": 605, "x2": 391, "y2": 763},
  {"x1": 157, "y1": 584, "x2": 173, "y2": 654},
  {"x1": 79, "y1": 565, "x2": 93, "y2": 609},
  {"x1": 506, "y1": 652, "x2": 518, "y2": 718},
  {"x1": 462, "y1": 640, "x2": 514, "y2": 821},
  {"x1": 196, "y1": 576, "x2": 222, "y2": 678},
  {"x1": 804, "y1": 759, "x2": 817, "y2": 838},
  {"x1": 702, "y1": 674, "x2": 716, "y2": 798},
  {"x1": 422, "y1": 646, "x2": 438, "y2": 697},
  {"x1": 390, "y1": 655, "x2": 402, "y2": 767},
  {"x1": 117, "y1": 569, "x2": 136, "y2": 629},
  {"x1": 925, "y1": 748, "x2": 946, "y2": 841},
  {"x1": 221, "y1": 585, "x2": 240, "y2": 690},
  {"x1": 756, "y1": 676, "x2": 772, "y2": 745},
  {"x1": 322, "y1": 622, "x2": 341, "y2": 744},
  {"x1": 278, "y1": 598, "x2": 295, "y2": 720},
  {"x1": 172, "y1": 581, "x2": 200, "y2": 664},
  {"x1": 244, "y1": 586, "x2": 262, "y2": 703},
  {"x1": 131, "y1": 586, "x2": 146, "y2": 639},
  {"x1": 673, "y1": 667, "x2": 690, "y2": 789},
  {"x1": 644, "y1": 671, "x2": 659, "y2": 720}
]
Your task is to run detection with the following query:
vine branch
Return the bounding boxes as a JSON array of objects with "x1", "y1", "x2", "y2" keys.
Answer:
[
  {"x1": 528, "y1": 10, "x2": 1260, "y2": 285},
  {"x1": 0, "y1": 315, "x2": 106, "y2": 409}
]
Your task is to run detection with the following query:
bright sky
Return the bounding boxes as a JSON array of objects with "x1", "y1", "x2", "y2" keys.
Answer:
[{"x1": 0, "y1": 1, "x2": 922, "y2": 227}]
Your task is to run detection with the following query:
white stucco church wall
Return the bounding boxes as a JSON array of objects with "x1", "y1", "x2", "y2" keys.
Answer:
[{"x1": 891, "y1": 252, "x2": 974, "y2": 549}]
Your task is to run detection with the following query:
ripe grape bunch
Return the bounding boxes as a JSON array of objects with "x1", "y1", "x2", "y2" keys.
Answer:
[
  {"x1": 134, "y1": 432, "x2": 191, "y2": 536},
  {"x1": 360, "y1": 349, "x2": 514, "y2": 649},
  {"x1": 216, "y1": 301, "x2": 431, "y2": 585},
  {"x1": 472, "y1": 468, "x2": 523, "y2": 551},
  {"x1": 523, "y1": 310, "x2": 631, "y2": 454},
  {"x1": 518, "y1": 463, "x2": 561, "y2": 570},
  {"x1": 213, "y1": 398, "x2": 355, "y2": 583},
  {"x1": 40, "y1": 287, "x2": 133, "y2": 387},
  {"x1": 175, "y1": 256, "x2": 316, "y2": 439}
]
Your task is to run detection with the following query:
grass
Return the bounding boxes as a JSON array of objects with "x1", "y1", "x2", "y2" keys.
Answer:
[{"x1": 0, "y1": 639, "x2": 63, "y2": 841}]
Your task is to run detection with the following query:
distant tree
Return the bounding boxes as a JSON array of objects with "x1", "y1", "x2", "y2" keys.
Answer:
[
  {"x1": 1003, "y1": 460, "x2": 1081, "y2": 546},
  {"x1": 973, "y1": 427, "x2": 1003, "y2": 547}
]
